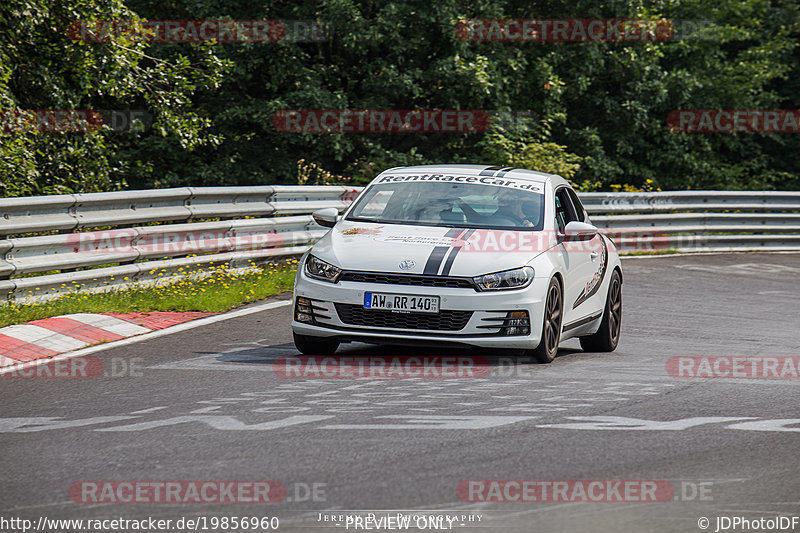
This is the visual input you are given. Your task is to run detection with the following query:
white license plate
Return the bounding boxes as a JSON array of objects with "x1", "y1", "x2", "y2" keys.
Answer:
[{"x1": 363, "y1": 292, "x2": 440, "y2": 314}]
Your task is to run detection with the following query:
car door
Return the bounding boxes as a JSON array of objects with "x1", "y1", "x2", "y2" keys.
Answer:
[{"x1": 555, "y1": 187, "x2": 605, "y2": 326}]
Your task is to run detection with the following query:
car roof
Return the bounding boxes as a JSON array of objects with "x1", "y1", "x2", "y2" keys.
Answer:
[{"x1": 378, "y1": 164, "x2": 562, "y2": 185}]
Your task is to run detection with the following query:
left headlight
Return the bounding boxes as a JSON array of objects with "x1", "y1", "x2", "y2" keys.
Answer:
[
  {"x1": 473, "y1": 266, "x2": 534, "y2": 291},
  {"x1": 305, "y1": 254, "x2": 342, "y2": 283}
]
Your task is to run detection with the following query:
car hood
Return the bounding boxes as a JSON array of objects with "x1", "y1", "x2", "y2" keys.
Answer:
[{"x1": 309, "y1": 220, "x2": 557, "y2": 277}]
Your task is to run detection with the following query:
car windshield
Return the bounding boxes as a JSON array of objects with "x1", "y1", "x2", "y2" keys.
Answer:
[{"x1": 346, "y1": 179, "x2": 545, "y2": 230}]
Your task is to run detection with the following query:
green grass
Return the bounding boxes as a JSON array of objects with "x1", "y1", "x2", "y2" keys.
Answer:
[
  {"x1": 619, "y1": 248, "x2": 681, "y2": 257},
  {"x1": 620, "y1": 248, "x2": 681, "y2": 256},
  {"x1": 0, "y1": 261, "x2": 298, "y2": 328}
]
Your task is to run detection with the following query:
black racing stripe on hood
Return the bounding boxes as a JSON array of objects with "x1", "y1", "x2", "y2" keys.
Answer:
[
  {"x1": 440, "y1": 229, "x2": 474, "y2": 276},
  {"x1": 423, "y1": 246, "x2": 450, "y2": 275},
  {"x1": 424, "y1": 229, "x2": 463, "y2": 274}
]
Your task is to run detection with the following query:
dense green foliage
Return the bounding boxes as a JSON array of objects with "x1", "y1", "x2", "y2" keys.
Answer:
[
  {"x1": 2, "y1": 0, "x2": 800, "y2": 195},
  {"x1": 0, "y1": 0, "x2": 228, "y2": 196}
]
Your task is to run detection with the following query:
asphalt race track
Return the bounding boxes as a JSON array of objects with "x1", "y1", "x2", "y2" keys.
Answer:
[{"x1": 1, "y1": 253, "x2": 799, "y2": 533}]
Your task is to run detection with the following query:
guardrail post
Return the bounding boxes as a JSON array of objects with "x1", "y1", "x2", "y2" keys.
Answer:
[{"x1": 0, "y1": 240, "x2": 14, "y2": 280}]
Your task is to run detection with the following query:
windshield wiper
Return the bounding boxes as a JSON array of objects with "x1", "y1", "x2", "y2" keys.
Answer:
[{"x1": 346, "y1": 216, "x2": 381, "y2": 222}]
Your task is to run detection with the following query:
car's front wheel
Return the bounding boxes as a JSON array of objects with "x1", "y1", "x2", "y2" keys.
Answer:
[
  {"x1": 579, "y1": 269, "x2": 622, "y2": 352},
  {"x1": 526, "y1": 277, "x2": 563, "y2": 364},
  {"x1": 293, "y1": 332, "x2": 339, "y2": 355}
]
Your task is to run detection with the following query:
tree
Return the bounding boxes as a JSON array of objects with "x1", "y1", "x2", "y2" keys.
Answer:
[
  {"x1": 3, "y1": 0, "x2": 799, "y2": 195},
  {"x1": 0, "y1": 0, "x2": 228, "y2": 196}
]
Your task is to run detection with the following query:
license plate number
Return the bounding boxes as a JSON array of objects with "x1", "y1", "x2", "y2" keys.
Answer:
[{"x1": 363, "y1": 292, "x2": 440, "y2": 314}]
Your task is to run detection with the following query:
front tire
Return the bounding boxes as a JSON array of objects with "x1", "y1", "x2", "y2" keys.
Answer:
[
  {"x1": 526, "y1": 277, "x2": 563, "y2": 364},
  {"x1": 579, "y1": 269, "x2": 622, "y2": 353},
  {"x1": 293, "y1": 332, "x2": 339, "y2": 355}
]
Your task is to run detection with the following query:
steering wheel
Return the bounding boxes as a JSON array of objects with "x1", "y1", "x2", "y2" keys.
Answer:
[{"x1": 454, "y1": 199, "x2": 483, "y2": 223}]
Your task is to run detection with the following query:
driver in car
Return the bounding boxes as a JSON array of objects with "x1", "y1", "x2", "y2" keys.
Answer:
[{"x1": 494, "y1": 189, "x2": 538, "y2": 227}]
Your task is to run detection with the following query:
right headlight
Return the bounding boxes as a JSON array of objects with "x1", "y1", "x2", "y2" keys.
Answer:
[
  {"x1": 304, "y1": 255, "x2": 342, "y2": 283},
  {"x1": 473, "y1": 266, "x2": 534, "y2": 291}
]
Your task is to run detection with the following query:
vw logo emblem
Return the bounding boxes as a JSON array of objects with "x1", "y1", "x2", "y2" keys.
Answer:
[{"x1": 398, "y1": 259, "x2": 416, "y2": 270}]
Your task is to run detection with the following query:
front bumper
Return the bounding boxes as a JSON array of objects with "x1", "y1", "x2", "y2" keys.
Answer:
[{"x1": 292, "y1": 268, "x2": 548, "y2": 349}]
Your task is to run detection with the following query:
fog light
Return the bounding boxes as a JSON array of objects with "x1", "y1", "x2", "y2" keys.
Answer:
[
  {"x1": 295, "y1": 297, "x2": 314, "y2": 323},
  {"x1": 504, "y1": 310, "x2": 530, "y2": 336}
]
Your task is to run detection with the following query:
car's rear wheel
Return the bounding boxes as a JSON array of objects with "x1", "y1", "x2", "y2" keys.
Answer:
[
  {"x1": 293, "y1": 332, "x2": 339, "y2": 355},
  {"x1": 579, "y1": 269, "x2": 622, "y2": 353},
  {"x1": 527, "y1": 277, "x2": 563, "y2": 364}
]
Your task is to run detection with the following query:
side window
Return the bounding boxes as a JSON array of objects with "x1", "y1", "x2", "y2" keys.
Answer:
[
  {"x1": 554, "y1": 192, "x2": 568, "y2": 231},
  {"x1": 555, "y1": 188, "x2": 579, "y2": 232},
  {"x1": 566, "y1": 188, "x2": 586, "y2": 222}
]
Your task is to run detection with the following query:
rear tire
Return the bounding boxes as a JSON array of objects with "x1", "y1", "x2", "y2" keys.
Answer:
[
  {"x1": 293, "y1": 332, "x2": 339, "y2": 355},
  {"x1": 579, "y1": 269, "x2": 622, "y2": 353},
  {"x1": 526, "y1": 277, "x2": 563, "y2": 364}
]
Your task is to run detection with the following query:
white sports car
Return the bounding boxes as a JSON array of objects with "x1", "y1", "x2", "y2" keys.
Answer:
[{"x1": 292, "y1": 165, "x2": 622, "y2": 363}]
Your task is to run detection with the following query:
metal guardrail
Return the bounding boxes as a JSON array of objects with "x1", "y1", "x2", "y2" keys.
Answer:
[
  {"x1": 579, "y1": 191, "x2": 800, "y2": 213},
  {"x1": 5, "y1": 216, "x2": 324, "y2": 275},
  {"x1": 0, "y1": 186, "x2": 360, "y2": 299},
  {"x1": 0, "y1": 186, "x2": 359, "y2": 236},
  {"x1": 0, "y1": 187, "x2": 797, "y2": 300},
  {"x1": 582, "y1": 191, "x2": 800, "y2": 253}
]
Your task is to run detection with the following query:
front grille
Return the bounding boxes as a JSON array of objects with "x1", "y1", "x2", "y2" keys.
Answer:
[
  {"x1": 339, "y1": 271, "x2": 474, "y2": 289},
  {"x1": 334, "y1": 303, "x2": 473, "y2": 331}
]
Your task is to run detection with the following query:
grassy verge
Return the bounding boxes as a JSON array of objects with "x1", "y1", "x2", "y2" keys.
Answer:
[
  {"x1": 620, "y1": 249, "x2": 681, "y2": 256},
  {"x1": 0, "y1": 261, "x2": 298, "y2": 328}
]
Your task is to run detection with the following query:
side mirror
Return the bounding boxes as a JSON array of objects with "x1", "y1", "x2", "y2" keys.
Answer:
[
  {"x1": 312, "y1": 207, "x2": 339, "y2": 228},
  {"x1": 563, "y1": 221, "x2": 598, "y2": 241}
]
